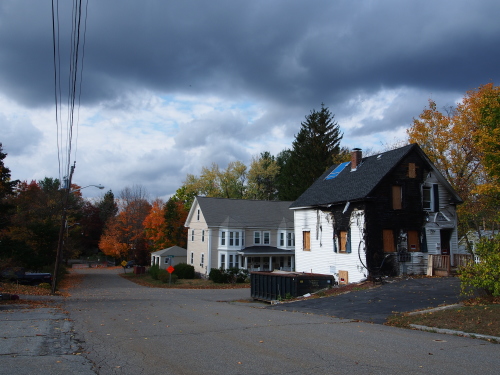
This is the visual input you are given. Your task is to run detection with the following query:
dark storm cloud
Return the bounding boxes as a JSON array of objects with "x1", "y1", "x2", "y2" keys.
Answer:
[{"x1": 1, "y1": 0, "x2": 499, "y2": 111}]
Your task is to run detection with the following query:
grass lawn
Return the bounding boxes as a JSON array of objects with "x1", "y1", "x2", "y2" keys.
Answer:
[
  {"x1": 387, "y1": 297, "x2": 500, "y2": 340},
  {"x1": 120, "y1": 272, "x2": 250, "y2": 289}
]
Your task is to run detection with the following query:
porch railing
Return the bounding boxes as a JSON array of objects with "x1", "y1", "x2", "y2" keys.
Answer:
[
  {"x1": 427, "y1": 254, "x2": 451, "y2": 276},
  {"x1": 453, "y1": 254, "x2": 474, "y2": 268}
]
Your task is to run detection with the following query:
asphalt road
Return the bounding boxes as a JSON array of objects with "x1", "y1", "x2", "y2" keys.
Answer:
[{"x1": 57, "y1": 268, "x2": 499, "y2": 375}]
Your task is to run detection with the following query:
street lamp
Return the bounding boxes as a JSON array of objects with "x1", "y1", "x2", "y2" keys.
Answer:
[{"x1": 51, "y1": 177, "x2": 105, "y2": 294}]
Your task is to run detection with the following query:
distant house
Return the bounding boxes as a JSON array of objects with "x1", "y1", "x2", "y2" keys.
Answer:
[
  {"x1": 150, "y1": 246, "x2": 187, "y2": 269},
  {"x1": 184, "y1": 197, "x2": 295, "y2": 278},
  {"x1": 290, "y1": 144, "x2": 463, "y2": 283},
  {"x1": 458, "y1": 229, "x2": 498, "y2": 255}
]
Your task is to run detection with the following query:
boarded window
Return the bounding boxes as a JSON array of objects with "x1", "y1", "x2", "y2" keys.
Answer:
[
  {"x1": 383, "y1": 230, "x2": 395, "y2": 252},
  {"x1": 408, "y1": 163, "x2": 416, "y2": 178},
  {"x1": 339, "y1": 231, "x2": 348, "y2": 253},
  {"x1": 303, "y1": 231, "x2": 311, "y2": 251},
  {"x1": 392, "y1": 185, "x2": 402, "y2": 210},
  {"x1": 407, "y1": 230, "x2": 420, "y2": 252}
]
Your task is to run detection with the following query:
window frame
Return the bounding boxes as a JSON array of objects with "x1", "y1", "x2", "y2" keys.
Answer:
[
  {"x1": 263, "y1": 231, "x2": 270, "y2": 245},
  {"x1": 254, "y1": 231, "x2": 261, "y2": 245}
]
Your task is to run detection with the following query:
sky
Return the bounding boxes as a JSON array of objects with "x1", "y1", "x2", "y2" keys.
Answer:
[{"x1": 1, "y1": 0, "x2": 499, "y2": 200}]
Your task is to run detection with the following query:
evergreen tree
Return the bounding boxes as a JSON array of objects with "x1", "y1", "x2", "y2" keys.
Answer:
[
  {"x1": 98, "y1": 190, "x2": 118, "y2": 225},
  {"x1": 0, "y1": 143, "x2": 17, "y2": 231},
  {"x1": 277, "y1": 104, "x2": 343, "y2": 200}
]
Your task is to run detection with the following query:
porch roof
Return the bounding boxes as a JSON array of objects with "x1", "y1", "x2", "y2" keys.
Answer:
[{"x1": 237, "y1": 246, "x2": 294, "y2": 257}]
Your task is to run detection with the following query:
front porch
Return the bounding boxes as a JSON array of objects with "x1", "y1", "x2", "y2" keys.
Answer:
[{"x1": 238, "y1": 246, "x2": 295, "y2": 272}]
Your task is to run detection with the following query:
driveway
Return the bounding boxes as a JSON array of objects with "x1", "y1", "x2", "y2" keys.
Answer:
[{"x1": 270, "y1": 277, "x2": 462, "y2": 324}]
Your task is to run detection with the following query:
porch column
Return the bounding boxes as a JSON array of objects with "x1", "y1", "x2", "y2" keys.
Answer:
[{"x1": 269, "y1": 256, "x2": 272, "y2": 271}]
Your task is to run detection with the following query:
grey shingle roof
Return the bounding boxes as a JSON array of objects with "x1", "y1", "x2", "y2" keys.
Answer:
[
  {"x1": 290, "y1": 144, "x2": 450, "y2": 209},
  {"x1": 151, "y1": 246, "x2": 187, "y2": 257},
  {"x1": 195, "y1": 197, "x2": 294, "y2": 229}
]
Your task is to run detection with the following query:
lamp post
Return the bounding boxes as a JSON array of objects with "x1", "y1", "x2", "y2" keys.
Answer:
[{"x1": 51, "y1": 167, "x2": 104, "y2": 294}]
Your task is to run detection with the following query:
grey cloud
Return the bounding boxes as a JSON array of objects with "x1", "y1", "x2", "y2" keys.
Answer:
[{"x1": 0, "y1": 114, "x2": 42, "y2": 155}]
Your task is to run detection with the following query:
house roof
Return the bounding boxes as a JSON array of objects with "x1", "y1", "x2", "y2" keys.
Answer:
[
  {"x1": 187, "y1": 197, "x2": 294, "y2": 229},
  {"x1": 150, "y1": 246, "x2": 187, "y2": 257},
  {"x1": 290, "y1": 143, "x2": 462, "y2": 209}
]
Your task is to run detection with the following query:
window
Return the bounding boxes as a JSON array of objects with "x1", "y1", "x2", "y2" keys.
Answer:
[
  {"x1": 408, "y1": 163, "x2": 416, "y2": 178},
  {"x1": 303, "y1": 231, "x2": 311, "y2": 251},
  {"x1": 229, "y1": 232, "x2": 234, "y2": 246},
  {"x1": 280, "y1": 233, "x2": 284, "y2": 247},
  {"x1": 197, "y1": 209, "x2": 200, "y2": 221},
  {"x1": 235, "y1": 255, "x2": 239, "y2": 269},
  {"x1": 392, "y1": 185, "x2": 402, "y2": 210},
  {"x1": 423, "y1": 184, "x2": 439, "y2": 212},
  {"x1": 254, "y1": 231, "x2": 261, "y2": 244},
  {"x1": 190, "y1": 252, "x2": 194, "y2": 265},
  {"x1": 407, "y1": 230, "x2": 420, "y2": 252},
  {"x1": 383, "y1": 230, "x2": 395, "y2": 252},
  {"x1": 287, "y1": 232, "x2": 295, "y2": 247},
  {"x1": 165, "y1": 257, "x2": 170, "y2": 265},
  {"x1": 338, "y1": 230, "x2": 351, "y2": 253},
  {"x1": 339, "y1": 231, "x2": 348, "y2": 253},
  {"x1": 235, "y1": 232, "x2": 240, "y2": 246},
  {"x1": 263, "y1": 231, "x2": 270, "y2": 245},
  {"x1": 221, "y1": 232, "x2": 226, "y2": 246},
  {"x1": 229, "y1": 254, "x2": 234, "y2": 268},
  {"x1": 200, "y1": 253, "x2": 205, "y2": 268},
  {"x1": 221, "y1": 254, "x2": 225, "y2": 269},
  {"x1": 202, "y1": 230, "x2": 205, "y2": 242},
  {"x1": 191, "y1": 229, "x2": 195, "y2": 241}
]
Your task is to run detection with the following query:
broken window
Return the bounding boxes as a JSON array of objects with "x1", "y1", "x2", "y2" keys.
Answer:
[
  {"x1": 303, "y1": 231, "x2": 311, "y2": 251},
  {"x1": 383, "y1": 229, "x2": 395, "y2": 252},
  {"x1": 392, "y1": 185, "x2": 402, "y2": 210},
  {"x1": 407, "y1": 230, "x2": 420, "y2": 252}
]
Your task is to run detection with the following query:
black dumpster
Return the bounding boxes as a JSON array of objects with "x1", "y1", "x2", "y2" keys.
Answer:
[{"x1": 250, "y1": 271, "x2": 335, "y2": 302}]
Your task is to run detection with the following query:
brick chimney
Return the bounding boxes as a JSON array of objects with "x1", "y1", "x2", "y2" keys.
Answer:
[{"x1": 351, "y1": 148, "x2": 362, "y2": 170}]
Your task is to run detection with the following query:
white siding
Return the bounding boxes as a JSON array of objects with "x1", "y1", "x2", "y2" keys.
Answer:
[{"x1": 294, "y1": 208, "x2": 367, "y2": 283}]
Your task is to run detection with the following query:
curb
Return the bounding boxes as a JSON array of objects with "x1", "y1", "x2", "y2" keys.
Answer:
[{"x1": 409, "y1": 324, "x2": 500, "y2": 342}]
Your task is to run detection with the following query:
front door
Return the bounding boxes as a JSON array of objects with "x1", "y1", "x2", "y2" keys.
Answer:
[{"x1": 440, "y1": 230, "x2": 452, "y2": 255}]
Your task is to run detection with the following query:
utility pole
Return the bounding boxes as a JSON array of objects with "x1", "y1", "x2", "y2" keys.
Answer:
[{"x1": 51, "y1": 162, "x2": 75, "y2": 294}]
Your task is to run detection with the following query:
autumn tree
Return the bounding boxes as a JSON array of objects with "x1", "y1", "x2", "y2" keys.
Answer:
[
  {"x1": 163, "y1": 197, "x2": 188, "y2": 249},
  {"x1": 143, "y1": 198, "x2": 168, "y2": 252},
  {"x1": 246, "y1": 152, "x2": 280, "y2": 200},
  {"x1": 181, "y1": 161, "x2": 248, "y2": 200},
  {"x1": 1, "y1": 178, "x2": 84, "y2": 269},
  {"x1": 99, "y1": 185, "x2": 151, "y2": 264},
  {"x1": 407, "y1": 84, "x2": 500, "y2": 234}
]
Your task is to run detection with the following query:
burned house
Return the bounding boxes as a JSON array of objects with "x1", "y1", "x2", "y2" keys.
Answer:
[{"x1": 290, "y1": 144, "x2": 463, "y2": 283}]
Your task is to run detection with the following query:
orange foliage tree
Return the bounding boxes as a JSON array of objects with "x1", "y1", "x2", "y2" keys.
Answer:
[
  {"x1": 99, "y1": 185, "x2": 151, "y2": 263},
  {"x1": 407, "y1": 83, "x2": 500, "y2": 234},
  {"x1": 143, "y1": 199, "x2": 168, "y2": 252}
]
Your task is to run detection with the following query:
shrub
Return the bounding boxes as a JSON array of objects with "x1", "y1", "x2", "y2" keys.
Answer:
[
  {"x1": 209, "y1": 268, "x2": 228, "y2": 283},
  {"x1": 158, "y1": 270, "x2": 178, "y2": 284},
  {"x1": 174, "y1": 263, "x2": 195, "y2": 279},
  {"x1": 209, "y1": 268, "x2": 249, "y2": 284},
  {"x1": 459, "y1": 235, "x2": 500, "y2": 297},
  {"x1": 149, "y1": 264, "x2": 160, "y2": 280}
]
